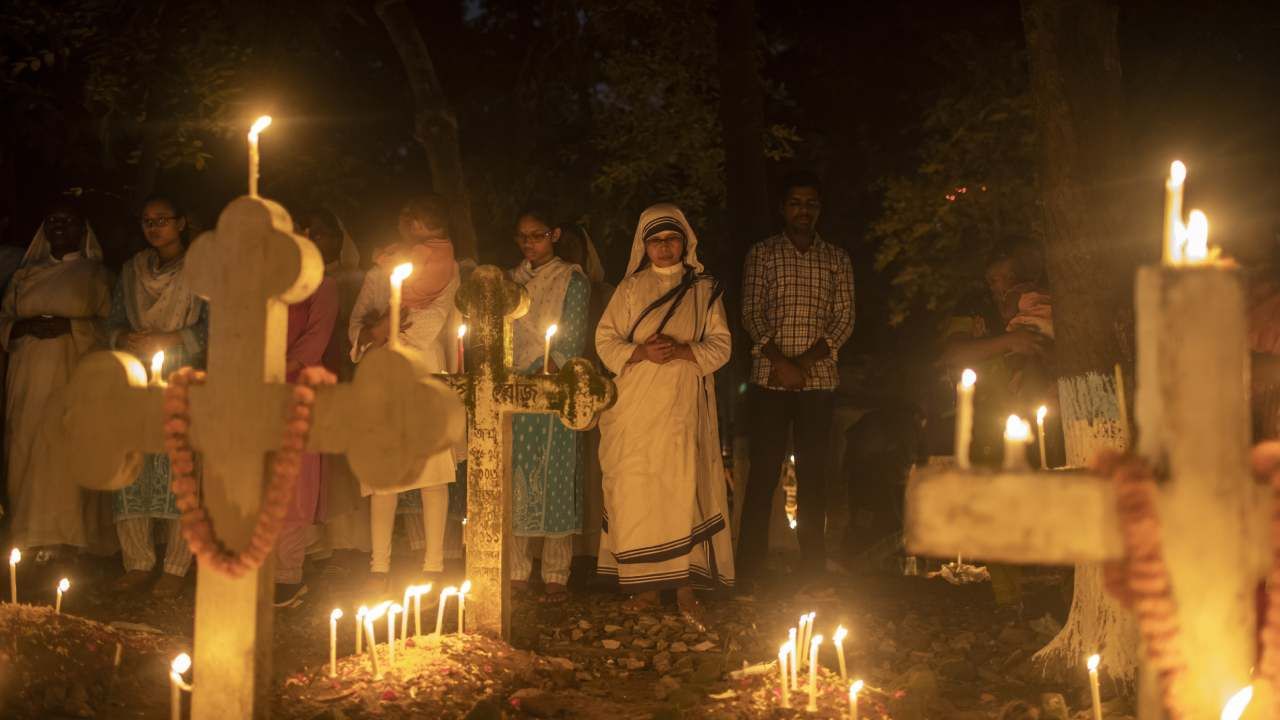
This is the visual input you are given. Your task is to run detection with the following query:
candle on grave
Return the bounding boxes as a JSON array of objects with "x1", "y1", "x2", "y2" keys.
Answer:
[
  {"x1": 789, "y1": 627, "x2": 799, "y2": 690},
  {"x1": 1086, "y1": 654, "x2": 1102, "y2": 720},
  {"x1": 778, "y1": 642, "x2": 791, "y2": 708},
  {"x1": 387, "y1": 603, "x2": 402, "y2": 667},
  {"x1": 355, "y1": 605, "x2": 367, "y2": 654},
  {"x1": 329, "y1": 608, "x2": 343, "y2": 678},
  {"x1": 1184, "y1": 209, "x2": 1210, "y2": 265},
  {"x1": 247, "y1": 115, "x2": 272, "y2": 197},
  {"x1": 389, "y1": 263, "x2": 414, "y2": 349},
  {"x1": 1221, "y1": 685, "x2": 1253, "y2": 720},
  {"x1": 543, "y1": 324, "x2": 558, "y2": 373},
  {"x1": 955, "y1": 369, "x2": 977, "y2": 469},
  {"x1": 415, "y1": 583, "x2": 430, "y2": 636},
  {"x1": 150, "y1": 351, "x2": 165, "y2": 386},
  {"x1": 169, "y1": 653, "x2": 191, "y2": 720},
  {"x1": 364, "y1": 602, "x2": 389, "y2": 678},
  {"x1": 457, "y1": 579, "x2": 472, "y2": 634},
  {"x1": 1036, "y1": 405, "x2": 1049, "y2": 469},
  {"x1": 806, "y1": 634, "x2": 824, "y2": 712},
  {"x1": 456, "y1": 324, "x2": 467, "y2": 371},
  {"x1": 1002, "y1": 414, "x2": 1031, "y2": 471},
  {"x1": 849, "y1": 679, "x2": 864, "y2": 720},
  {"x1": 55, "y1": 578, "x2": 69, "y2": 614},
  {"x1": 1162, "y1": 160, "x2": 1186, "y2": 265},
  {"x1": 833, "y1": 625, "x2": 848, "y2": 681},
  {"x1": 797, "y1": 614, "x2": 810, "y2": 669},
  {"x1": 435, "y1": 586, "x2": 458, "y2": 634},
  {"x1": 8, "y1": 548, "x2": 19, "y2": 603}
]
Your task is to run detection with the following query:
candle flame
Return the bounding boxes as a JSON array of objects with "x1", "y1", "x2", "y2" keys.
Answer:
[
  {"x1": 1169, "y1": 160, "x2": 1187, "y2": 186},
  {"x1": 810, "y1": 634, "x2": 823, "y2": 649},
  {"x1": 459, "y1": 579, "x2": 472, "y2": 595},
  {"x1": 833, "y1": 625, "x2": 847, "y2": 644},
  {"x1": 58, "y1": 578, "x2": 69, "y2": 593},
  {"x1": 1087, "y1": 654, "x2": 1100, "y2": 672},
  {"x1": 1221, "y1": 685, "x2": 1253, "y2": 720},
  {"x1": 440, "y1": 586, "x2": 458, "y2": 599},
  {"x1": 1036, "y1": 405, "x2": 1048, "y2": 424},
  {"x1": 171, "y1": 653, "x2": 192, "y2": 674},
  {"x1": 9, "y1": 548, "x2": 19, "y2": 564},
  {"x1": 457, "y1": 324, "x2": 467, "y2": 339},
  {"x1": 851, "y1": 679, "x2": 864, "y2": 695},
  {"x1": 330, "y1": 608, "x2": 343, "y2": 621},
  {"x1": 1005, "y1": 414, "x2": 1031, "y2": 442},
  {"x1": 390, "y1": 262, "x2": 414, "y2": 286},
  {"x1": 961, "y1": 368, "x2": 976, "y2": 388},
  {"x1": 356, "y1": 605, "x2": 368, "y2": 619},
  {"x1": 545, "y1": 323, "x2": 558, "y2": 340},
  {"x1": 248, "y1": 115, "x2": 272, "y2": 140},
  {"x1": 365, "y1": 600, "x2": 391, "y2": 621},
  {"x1": 151, "y1": 351, "x2": 165, "y2": 378},
  {"x1": 1185, "y1": 209, "x2": 1209, "y2": 263},
  {"x1": 390, "y1": 603, "x2": 403, "y2": 614}
]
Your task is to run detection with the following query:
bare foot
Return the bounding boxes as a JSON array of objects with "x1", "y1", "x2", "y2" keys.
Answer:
[
  {"x1": 676, "y1": 587, "x2": 704, "y2": 628},
  {"x1": 622, "y1": 591, "x2": 661, "y2": 612}
]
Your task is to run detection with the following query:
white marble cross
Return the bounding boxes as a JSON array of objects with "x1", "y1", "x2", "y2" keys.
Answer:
[
  {"x1": 442, "y1": 266, "x2": 615, "y2": 639},
  {"x1": 58, "y1": 197, "x2": 465, "y2": 720},
  {"x1": 905, "y1": 267, "x2": 1271, "y2": 718}
]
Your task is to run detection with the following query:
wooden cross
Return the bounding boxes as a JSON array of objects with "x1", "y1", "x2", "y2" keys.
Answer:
[
  {"x1": 905, "y1": 267, "x2": 1271, "y2": 718},
  {"x1": 441, "y1": 265, "x2": 615, "y2": 640},
  {"x1": 57, "y1": 197, "x2": 465, "y2": 720}
]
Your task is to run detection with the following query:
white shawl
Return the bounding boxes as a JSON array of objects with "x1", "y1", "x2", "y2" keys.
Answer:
[
  {"x1": 120, "y1": 248, "x2": 202, "y2": 333},
  {"x1": 510, "y1": 257, "x2": 583, "y2": 369}
]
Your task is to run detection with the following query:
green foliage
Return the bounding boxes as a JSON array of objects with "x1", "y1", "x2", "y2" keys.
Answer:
[{"x1": 871, "y1": 41, "x2": 1040, "y2": 326}]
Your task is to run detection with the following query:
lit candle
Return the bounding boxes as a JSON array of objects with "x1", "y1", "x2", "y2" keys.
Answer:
[
  {"x1": 387, "y1": 603, "x2": 401, "y2": 667},
  {"x1": 1184, "y1": 209, "x2": 1210, "y2": 265},
  {"x1": 456, "y1": 324, "x2": 467, "y2": 372},
  {"x1": 151, "y1": 351, "x2": 165, "y2": 386},
  {"x1": 806, "y1": 634, "x2": 823, "y2": 713},
  {"x1": 247, "y1": 115, "x2": 272, "y2": 197},
  {"x1": 778, "y1": 642, "x2": 791, "y2": 709},
  {"x1": 797, "y1": 614, "x2": 810, "y2": 670},
  {"x1": 1086, "y1": 654, "x2": 1102, "y2": 720},
  {"x1": 1036, "y1": 405, "x2": 1049, "y2": 469},
  {"x1": 388, "y1": 263, "x2": 414, "y2": 349},
  {"x1": 8, "y1": 548, "x2": 19, "y2": 603},
  {"x1": 955, "y1": 369, "x2": 977, "y2": 469},
  {"x1": 833, "y1": 625, "x2": 848, "y2": 681},
  {"x1": 355, "y1": 605, "x2": 367, "y2": 654},
  {"x1": 415, "y1": 583, "x2": 430, "y2": 636},
  {"x1": 435, "y1": 586, "x2": 457, "y2": 634},
  {"x1": 364, "y1": 601, "x2": 389, "y2": 678},
  {"x1": 543, "y1": 324, "x2": 558, "y2": 373},
  {"x1": 1003, "y1": 414, "x2": 1031, "y2": 471},
  {"x1": 457, "y1": 579, "x2": 472, "y2": 634},
  {"x1": 329, "y1": 608, "x2": 343, "y2": 678},
  {"x1": 1163, "y1": 160, "x2": 1186, "y2": 265},
  {"x1": 55, "y1": 578, "x2": 69, "y2": 614},
  {"x1": 849, "y1": 679, "x2": 864, "y2": 720},
  {"x1": 1221, "y1": 685, "x2": 1253, "y2": 720},
  {"x1": 169, "y1": 653, "x2": 192, "y2": 720},
  {"x1": 789, "y1": 627, "x2": 799, "y2": 691}
]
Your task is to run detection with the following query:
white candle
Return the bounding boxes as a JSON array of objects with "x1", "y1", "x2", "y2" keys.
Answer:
[
  {"x1": 387, "y1": 603, "x2": 401, "y2": 667},
  {"x1": 169, "y1": 653, "x2": 191, "y2": 720},
  {"x1": 388, "y1": 263, "x2": 414, "y2": 349},
  {"x1": 364, "y1": 602, "x2": 389, "y2": 678},
  {"x1": 1003, "y1": 414, "x2": 1031, "y2": 471},
  {"x1": 833, "y1": 625, "x2": 848, "y2": 681},
  {"x1": 955, "y1": 369, "x2": 976, "y2": 469},
  {"x1": 329, "y1": 608, "x2": 343, "y2": 678},
  {"x1": 1086, "y1": 654, "x2": 1102, "y2": 720},
  {"x1": 56, "y1": 578, "x2": 69, "y2": 614},
  {"x1": 457, "y1": 579, "x2": 471, "y2": 634},
  {"x1": 1036, "y1": 405, "x2": 1049, "y2": 469},
  {"x1": 355, "y1": 605, "x2": 367, "y2": 654},
  {"x1": 543, "y1": 324, "x2": 558, "y2": 373},
  {"x1": 797, "y1": 614, "x2": 809, "y2": 670},
  {"x1": 1221, "y1": 685, "x2": 1253, "y2": 720},
  {"x1": 849, "y1": 679, "x2": 864, "y2": 720},
  {"x1": 8, "y1": 548, "x2": 19, "y2": 603},
  {"x1": 1163, "y1": 160, "x2": 1186, "y2": 265},
  {"x1": 806, "y1": 634, "x2": 823, "y2": 713},
  {"x1": 1184, "y1": 209, "x2": 1210, "y2": 265},
  {"x1": 778, "y1": 642, "x2": 791, "y2": 708},
  {"x1": 789, "y1": 627, "x2": 799, "y2": 690},
  {"x1": 247, "y1": 115, "x2": 272, "y2": 197},
  {"x1": 435, "y1": 586, "x2": 457, "y2": 634},
  {"x1": 456, "y1": 324, "x2": 467, "y2": 371},
  {"x1": 151, "y1": 351, "x2": 165, "y2": 386},
  {"x1": 416, "y1": 583, "x2": 429, "y2": 636}
]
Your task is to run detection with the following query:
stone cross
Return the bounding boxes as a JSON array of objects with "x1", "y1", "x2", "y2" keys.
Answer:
[
  {"x1": 58, "y1": 197, "x2": 465, "y2": 720},
  {"x1": 905, "y1": 266, "x2": 1271, "y2": 718},
  {"x1": 441, "y1": 265, "x2": 615, "y2": 639}
]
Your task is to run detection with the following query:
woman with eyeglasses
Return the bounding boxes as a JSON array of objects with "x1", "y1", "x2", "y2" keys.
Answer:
[
  {"x1": 1, "y1": 198, "x2": 114, "y2": 561},
  {"x1": 505, "y1": 208, "x2": 590, "y2": 603},
  {"x1": 594, "y1": 203, "x2": 734, "y2": 623},
  {"x1": 106, "y1": 194, "x2": 207, "y2": 598}
]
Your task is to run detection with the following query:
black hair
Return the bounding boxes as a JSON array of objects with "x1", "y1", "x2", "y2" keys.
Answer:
[
  {"x1": 140, "y1": 193, "x2": 193, "y2": 243},
  {"x1": 401, "y1": 193, "x2": 452, "y2": 237},
  {"x1": 778, "y1": 171, "x2": 823, "y2": 203},
  {"x1": 516, "y1": 207, "x2": 557, "y2": 230}
]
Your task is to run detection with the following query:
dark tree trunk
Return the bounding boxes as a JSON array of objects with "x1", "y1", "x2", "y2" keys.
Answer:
[
  {"x1": 714, "y1": 0, "x2": 770, "y2": 264},
  {"x1": 375, "y1": 0, "x2": 479, "y2": 261}
]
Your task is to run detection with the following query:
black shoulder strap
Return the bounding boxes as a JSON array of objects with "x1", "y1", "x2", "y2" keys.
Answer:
[{"x1": 625, "y1": 268, "x2": 696, "y2": 343}]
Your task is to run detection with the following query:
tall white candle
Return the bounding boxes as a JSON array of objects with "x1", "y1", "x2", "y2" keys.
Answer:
[
  {"x1": 247, "y1": 115, "x2": 272, "y2": 197},
  {"x1": 1163, "y1": 160, "x2": 1186, "y2": 265},
  {"x1": 435, "y1": 586, "x2": 457, "y2": 634},
  {"x1": 416, "y1": 583, "x2": 429, "y2": 636},
  {"x1": 543, "y1": 324, "x2": 558, "y2": 373},
  {"x1": 363, "y1": 602, "x2": 389, "y2": 678},
  {"x1": 1184, "y1": 209, "x2": 1210, "y2": 265},
  {"x1": 8, "y1": 548, "x2": 19, "y2": 603},
  {"x1": 355, "y1": 605, "x2": 367, "y2": 655},
  {"x1": 150, "y1": 351, "x2": 165, "y2": 386},
  {"x1": 789, "y1": 627, "x2": 799, "y2": 691},
  {"x1": 457, "y1": 579, "x2": 471, "y2": 634},
  {"x1": 387, "y1": 604, "x2": 401, "y2": 667},
  {"x1": 1002, "y1": 414, "x2": 1031, "y2": 471},
  {"x1": 456, "y1": 324, "x2": 467, "y2": 371},
  {"x1": 388, "y1": 263, "x2": 414, "y2": 349},
  {"x1": 849, "y1": 679, "x2": 864, "y2": 720},
  {"x1": 778, "y1": 642, "x2": 791, "y2": 708},
  {"x1": 56, "y1": 578, "x2": 69, "y2": 614},
  {"x1": 833, "y1": 625, "x2": 848, "y2": 681},
  {"x1": 329, "y1": 608, "x2": 343, "y2": 678},
  {"x1": 1086, "y1": 654, "x2": 1102, "y2": 720},
  {"x1": 169, "y1": 653, "x2": 191, "y2": 720},
  {"x1": 797, "y1": 614, "x2": 810, "y2": 670},
  {"x1": 806, "y1": 634, "x2": 824, "y2": 713},
  {"x1": 955, "y1": 369, "x2": 977, "y2": 469},
  {"x1": 1221, "y1": 685, "x2": 1253, "y2": 720},
  {"x1": 1036, "y1": 405, "x2": 1049, "y2": 469}
]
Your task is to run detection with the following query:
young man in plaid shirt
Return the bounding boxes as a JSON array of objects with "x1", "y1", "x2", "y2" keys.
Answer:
[{"x1": 738, "y1": 172, "x2": 855, "y2": 590}]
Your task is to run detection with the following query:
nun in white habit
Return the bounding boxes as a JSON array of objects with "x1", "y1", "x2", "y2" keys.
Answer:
[{"x1": 595, "y1": 203, "x2": 734, "y2": 620}]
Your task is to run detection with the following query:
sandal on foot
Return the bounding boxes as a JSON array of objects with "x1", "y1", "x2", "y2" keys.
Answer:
[
  {"x1": 621, "y1": 595, "x2": 662, "y2": 613},
  {"x1": 112, "y1": 570, "x2": 152, "y2": 592}
]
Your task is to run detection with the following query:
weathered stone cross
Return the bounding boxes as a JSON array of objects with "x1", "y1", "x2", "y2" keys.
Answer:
[
  {"x1": 905, "y1": 266, "x2": 1271, "y2": 718},
  {"x1": 57, "y1": 197, "x2": 465, "y2": 720},
  {"x1": 441, "y1": 265, "x2": 615, "y2": 640}
]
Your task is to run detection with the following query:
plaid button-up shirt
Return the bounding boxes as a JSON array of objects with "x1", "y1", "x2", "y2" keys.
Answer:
[{"x1": 742, "y1": 233, "x2": 855, "y2": 390}]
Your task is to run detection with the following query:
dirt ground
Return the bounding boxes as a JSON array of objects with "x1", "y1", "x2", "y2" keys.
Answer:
[{"x1": 0, "y1": 550, "x2": 1135, "y2": 719}]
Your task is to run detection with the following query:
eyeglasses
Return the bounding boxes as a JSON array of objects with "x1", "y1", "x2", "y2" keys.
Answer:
[
  {"x1": 140, "y1": 216, "x2": 179, "y2": 229},
  {"x1": 514, "y1": 230, "x2": 554, "y2": 243}
]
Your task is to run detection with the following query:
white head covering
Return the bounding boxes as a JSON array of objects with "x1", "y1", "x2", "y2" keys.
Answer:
[
  {"x1": 624, "y1": 203, "x2": 704, "y2": 277},
  {"x1": 21, "y1": 220, "x2": 103, "y2": 267},
  {"x1": 574, "y1": 225, "x2": 607, "y2": 284},
  {"x1": 334, "y1": 214, "x2": 360, "y2": 270}
]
